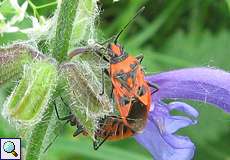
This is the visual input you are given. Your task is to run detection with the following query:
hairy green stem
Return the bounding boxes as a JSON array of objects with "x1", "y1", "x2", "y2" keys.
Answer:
[
  {"x1": 24, "y1": 0, "x2": 79, "y2": 159},
  {"x1": 51, "y1": 0, "x2": 79, "y2": 62},
  {"x1": 69, "y1": 0, "x2": 98, "y2": 49},
  {"x1": 24, "y1": 107, "x2": 53, "y2": 160}
]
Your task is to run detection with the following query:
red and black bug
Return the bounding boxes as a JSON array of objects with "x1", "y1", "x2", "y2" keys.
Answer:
[
  {"x1": 69, "y1": 7, "x2": 158, "y2": 133},
  {"x1": 53, "y1": 101, "x2": 135, "y2": 150},
  {"x1": 93, "y1": 115, "x2": 136, "y2": 150}
]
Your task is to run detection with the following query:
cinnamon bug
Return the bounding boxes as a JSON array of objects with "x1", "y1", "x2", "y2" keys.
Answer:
[
  {"x1": 53, "y1": 101, "x2": 135, "y2": 150},
  {"x1": 93, "y1": 115, "x2": 135, "y2": 150},
  {"x1": 69, "y1": 6, "x2": 159, "y2": 133}
]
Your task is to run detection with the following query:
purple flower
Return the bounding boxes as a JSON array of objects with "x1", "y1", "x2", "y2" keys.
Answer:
[{"x1": 134, "y1": 67, "x2": 230, "y2": 160}]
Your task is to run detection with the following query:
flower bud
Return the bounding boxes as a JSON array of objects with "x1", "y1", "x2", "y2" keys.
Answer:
[
  {"x1": 0, "y1": 44, "x2": 51, "y2": 85},
  {"x1": 60, "y1": 59, "x2": 113, "y2": 139},
  {"x1": 2, "y1": 61, "x2": 57, "y2": 130},
  {"x1": 69, "y1": 0, "x2": 98, "y2": 49}
]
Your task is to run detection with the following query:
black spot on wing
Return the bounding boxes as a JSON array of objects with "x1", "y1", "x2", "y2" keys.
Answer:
[
  {"x1": 137, "y1": 85, "x2": 146, "y2": 97},
  {"x1": 123, "y1": 125, "x2": 128, "y2": 133},
  {"x1": 120, "y1": 96, "x2": 130, "y2": 106}
]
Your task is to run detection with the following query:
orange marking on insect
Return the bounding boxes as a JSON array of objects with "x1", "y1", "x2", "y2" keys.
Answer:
[
  {"x1": 110, "y1": 44, "x2": 122, "y2": 56},
  {"x1": 108, "y1": 43, "x2": 152, "y2": 132},
  {"x1": 68, "y1": 43, "x2": 154, "y2": 133}
]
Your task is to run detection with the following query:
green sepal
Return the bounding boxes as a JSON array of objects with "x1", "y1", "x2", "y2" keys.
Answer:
[
  {"x1": 59, "y1": 58, "x2": 113, "y2": 139},
  {"x1": 0, "y1": 44, "x2": 51, "y2": 86},
  {"x1": 69, "y1": 0, "x2": 98, "y2": 49},
  {"x1": 2, "y1": 60, "x2": 57, "y2": 128}
]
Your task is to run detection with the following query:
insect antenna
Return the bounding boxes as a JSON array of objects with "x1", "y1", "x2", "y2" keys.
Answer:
[{"x1": 114, "y1": 6, "x2": 145, "y2": 44}]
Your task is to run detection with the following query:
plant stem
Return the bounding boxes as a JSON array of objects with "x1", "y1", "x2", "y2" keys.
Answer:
[
  {"x1": 27, "y1": 0, "x2": 39, "y2": 18},
  {"x1": 24, "y1": 107, "x2": 53, "y2": 160},
  {"x1": 24, "y1": 0, "x2": 79, "y2": 159},
  {"x1": 36, "y1": 2, "x2": 57, "y2": 9},
  {"x1": 51, "y1": 0, "x2": 79, "y2": 62}
]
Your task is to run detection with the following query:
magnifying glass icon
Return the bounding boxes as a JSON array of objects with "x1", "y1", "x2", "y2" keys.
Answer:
[{"x1": 3, "y1": 141, "x2": 18, "y2": 157}]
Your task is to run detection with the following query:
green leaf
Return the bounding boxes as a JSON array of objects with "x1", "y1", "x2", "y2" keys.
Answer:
[
  {"x1": 160, "y1": 30, "x2": 230, "y2": 69},
  {"x1": 105, "y1": 0, "x2": 147, "y2": 37},
  {"x1": 47, "y1": 137, "x2": 152, "y2": 160},
  {"x1": 226, "y1": 0, "x2": 230, "y2": 12},
  {"x1": 0, "y1": 0, "x2": 16, "y2": 16},
  {"x1": 127, "y1": 0, "x2": 182, "y2": 48}
]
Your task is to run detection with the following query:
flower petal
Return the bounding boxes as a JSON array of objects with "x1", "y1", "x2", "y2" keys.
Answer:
[
  {"x1": 146, "y1": 67, "x2": 230, "y2": 113},
  {"x1": 163, "y1": 115, "x2": 195, "y2": 134},
  {"x1": 151, "y1": 101, "x2": 198, "y2": 134},
  {"x1": 135, "y1": 120, "x2": 195, "y2": 160},
  {"x1": 21, "y1": 1, "x2": 28, "y2": 13},
  {"x1": 135, "y1": 102, "x2": 197, "y2": 160},
  {"x1": 6, "y1": 26, "x2": 19, "y2": 32},
  {"x1": 136, "y1": 67, "x2": 230, "y2": 160},
  {"x1": 10, "y1": 0, "x2": 20, "y2": 10},
  {"x1": 167, "y1": 102, "x2": 199, "y2": 118}
]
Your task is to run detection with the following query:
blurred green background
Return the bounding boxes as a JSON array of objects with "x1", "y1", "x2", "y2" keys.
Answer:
[{"x1": 0, "y1": 0, "x2": 230, "y2": 159}]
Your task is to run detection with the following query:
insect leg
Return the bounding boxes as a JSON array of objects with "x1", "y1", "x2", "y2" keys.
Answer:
[
  {"x1": 49, "y1": 98, "x2": 86, "y2": 152},
  {"x1": 94, "y1": 50, "x2": 110, "y2": 63},
  {"x1": 110, "y1": 85, "x2": 114, "y2": 99},
  {"x1": 53, "y1": 100, "x2": 73, "y2": 121},
  {"x1": 73, "y1": 125, "x2": 85, "y2": 137},
  {"x1": 93, "y1": 134, "x2": 110, "y2": 150},
  {"x1": 104, "y1": 69, "x2": 113, "y2": 99},
  {"x1": 99, "y1": 35, "x2": 116, "y2": 45},
  {"x1": 45, "y1": 99, "x2": 73, "y2": 152},
  {"x1": 147, "y1": 82, "x2": 159, "y2": 95},
  {"x1": 99, "y1": 68, "x2": 105, "y2": 96},
  {"x1": 99, "y1": 68, "x2": 110, "y2": 96},
  {"x1": 104, "y1": 68, "x2": 109, "y2": 76},
  {"x1": 136, "y1": 54, "x2": 144, "y2": 64}
]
